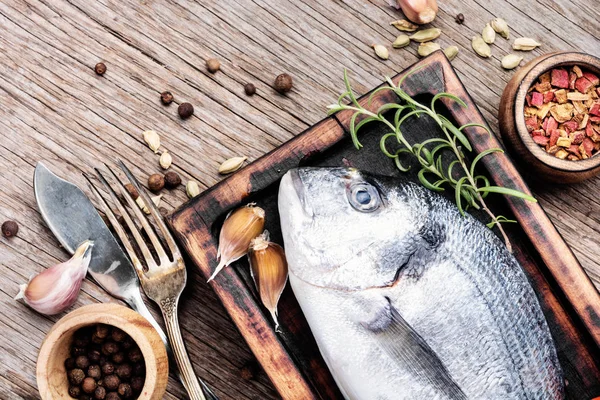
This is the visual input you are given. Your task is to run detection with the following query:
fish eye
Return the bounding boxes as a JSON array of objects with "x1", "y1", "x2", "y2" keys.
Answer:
[{"x1": 348, "y1": 183, "x2": 381, "y2": 212}]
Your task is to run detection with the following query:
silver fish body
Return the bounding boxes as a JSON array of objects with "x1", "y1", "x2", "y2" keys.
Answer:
[{"x1": 278, "y1": 167, "x2": 564, "y2": 400}]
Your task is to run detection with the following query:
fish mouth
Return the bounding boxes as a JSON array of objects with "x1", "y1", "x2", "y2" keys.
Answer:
[{"x1": 280, "y1": 168, "x2": 311, "y2": 217}]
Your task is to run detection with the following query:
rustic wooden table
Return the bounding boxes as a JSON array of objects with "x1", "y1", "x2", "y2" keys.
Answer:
[{"x1": 1, "y1": 0, "x2": 599, "y2": 399}]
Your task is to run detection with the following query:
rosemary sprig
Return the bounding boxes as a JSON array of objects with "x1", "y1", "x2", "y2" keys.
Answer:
[{"x1": 327, "y1": 69, "x2": 536, "y2": 252}]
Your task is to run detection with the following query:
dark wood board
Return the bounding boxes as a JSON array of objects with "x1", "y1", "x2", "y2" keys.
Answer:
[{"x1": 167, "y1": 52, "x2": 600, "y2": 399}]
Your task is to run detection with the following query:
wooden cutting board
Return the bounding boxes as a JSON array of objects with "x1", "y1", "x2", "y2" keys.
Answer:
[{"x1": 167, "y1": 52, "x2": 600, "y2": 399}]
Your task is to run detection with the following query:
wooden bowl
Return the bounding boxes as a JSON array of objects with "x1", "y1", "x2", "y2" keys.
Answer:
[
  {"x1": 499, "y1": 52, "x2": 600, "y2": 183},
  {"x1": 36, "y1": 303, "x2": 168, "y2": 400}
]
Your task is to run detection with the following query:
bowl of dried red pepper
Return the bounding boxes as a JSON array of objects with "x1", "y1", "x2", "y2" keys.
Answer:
[{"x1": 499, "y1": 52, "x2": 600, "y2": 183}]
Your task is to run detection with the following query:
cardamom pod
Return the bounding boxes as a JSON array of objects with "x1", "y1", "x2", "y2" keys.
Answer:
[
  {"x1": 482, "y1": 23, "x2": 495, "y2": 44},
  {"x1": 417, "y1": 42, "x2": 441, "y2": 57},
  {"x1": 372, "y1": 44, "x2": 389, "y2": 60},
  {"x1": 159, "y1": 151, "x2": 172, "y2": 169},
  {"x1": 409, "y1": 28, "x2": 441, "y2": 43},
  {"x1": 142, "y1": 130, "x2": 160, "y2": 153},
  {"x1": 501, "y1": 54, "x2": 523, "y2": 70},
  {"x1": 472, "y1": 35, "x2": 491, "y2": 58},
  {"x1": 390, "y1": 19, "x2": 418, "y2": 32},
  {"x1": 186, "y1": 180, "x2": 201, "y2": 199},
  {"x1": 392, "y1": 34, "x2": 411, "y2": 49},
  {"x1": 513, "y1": 37, "x2": 541, "y2": 51},
  {"x1": 491, "y1": 18, "x2": 509, "y2": 39},
  {"x1": 219, "y1": 156, "x2": 247, "y2": 175},
  {"x1": 443, "y1": 46, "x2": 459, "y2": 61}
]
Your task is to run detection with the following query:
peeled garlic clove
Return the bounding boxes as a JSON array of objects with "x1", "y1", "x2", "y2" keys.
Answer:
[
  {"x1": 143, "y1": 130, "x2": 160, "y2": 153},
  {"x1": 15, "y1": 241, "x2": 93, "y2": 315},
  {"x1": 373, "y1": 44, "x2": 389, "y2": 60},
  {"x1": 208, "y1": 204, "x2": 266, "y2": 282},
  {"x1": 248, "y1": 231, "x2": 288, "y2": 331}
]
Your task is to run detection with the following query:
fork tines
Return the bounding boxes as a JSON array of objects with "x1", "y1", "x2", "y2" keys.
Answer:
[{"x1": 84, "y1": 160, "x2": 181, "y2": 274}]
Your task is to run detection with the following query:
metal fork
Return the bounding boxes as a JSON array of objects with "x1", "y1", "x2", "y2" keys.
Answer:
[{"x1": 85, "y1": 160, "x2": 210, "y2": 400}]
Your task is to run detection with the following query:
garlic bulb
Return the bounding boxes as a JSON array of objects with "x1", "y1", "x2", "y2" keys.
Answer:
[
  {"x1": 208, "y1": 204, "x2": 265, "y2": 282},
  {"x1": 15, "y1": 241, "x2": 93, "y2": 315},
  {"x1": 248, "y1": 232, "x2": 288, "y2": 331}
]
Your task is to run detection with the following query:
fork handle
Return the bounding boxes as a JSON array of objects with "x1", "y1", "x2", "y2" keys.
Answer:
[{"x1": 160, "y1": 297, "x2": 206, "y2": 400}]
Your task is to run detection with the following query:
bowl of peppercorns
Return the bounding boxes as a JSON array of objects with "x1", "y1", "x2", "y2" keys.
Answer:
[
  {"x1": 36, "y1": 303, "x2": 168, "y2": 400},
  {"x1": 499, "y1": 52, "x2": 600, "y2": 183}
]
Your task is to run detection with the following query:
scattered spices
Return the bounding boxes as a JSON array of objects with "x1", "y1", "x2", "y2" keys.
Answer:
[
  {"x1": 491, "y1": 18, "x2": 509, "y2": 39},
  {"x1": 392, "y1": 34, "x2": 410, "y2": 49},
  {"x1": 513, "y1": 37, "x2": 541, "y2": 51},
  {"x1": 409, "y1": 28, "x2": 441, "y2": 43},
  {"x1": 390, "y1": 19, "x2": 418, "y2": 32},
  {"x1": 443, "y1": 46, "x2": 459, "y2": 61},
  {"x1": 501, "y1": 54, "x2": 523, "y2": 70},
  {"x1": 274, "y1": 73, "x2": 293, "y2": 93},
  {"x1": 159, "y1": 151, "x2": 172, "y2": 170},
  {"x1": 15, "y1": 241, "x2": 93, "y2": 315},
  {"x1": 178, "y1": 102, "x2": 194, "y2": 119},
  {"x1": 472, "y1": 35, "x2": 491, "y2": 58},
  {"x1": 142, "y1": 130, "x2": 160, "y2": 153},
  {"x1": 164, "y1": 171, "x2": 182, "y2": 189},
  {"x1": 455, "y1": 13, "x2": 464, "y2": 24},
  {"x1": 64, "y1": 324, "x2": 145, "y2": 399},
  {"x1": 248, "y1": 231, "x2": 288, "y2": 331},
  {"x1": 206, "y1": 58, "x2": 221, "y2": 73},
  {"x1": 525, "y1": 65, "x2": 600, "y2": 159},
  {"x1": 208, "y1": 203, "x2": 265, "y2": 282},
  {"x1": 124, "y1": 183, "x2": 139, "y2": 200},
  {"x1": 1, "y1": 220, "x2": 18, "y2": 238},
  {"x1": 482, "y1": 23, "x2": 495, "y2": 44},
  {"x1": 372, "y1": 44, "x2": 389, "y2": 60},
  {"x1": 94, "y1": 63, "x2": 107, "y2": 76},
  {"x1": 147, "y1": 174, "x2": 164, "y2": 192},
  {"x1": 417, "y1": 42, "x2": 441, "y2": 57},
  {"x1": 244, "y1": 83, "x2": 256, "y2": 96},
  {"x1": 219, "y1": 156, "x2": 247, "y2": 174},
  {"x1": 160, "y1": 91, "x2": 174, "y2": 105},
  {"x1": 186, "y1": 180, "x2": 201, "y2": 199}
]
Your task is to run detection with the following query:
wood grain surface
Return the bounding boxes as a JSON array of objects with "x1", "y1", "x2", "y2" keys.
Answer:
[{"x1": 0, "y1": 0, "x2": 599, "y2": 399}]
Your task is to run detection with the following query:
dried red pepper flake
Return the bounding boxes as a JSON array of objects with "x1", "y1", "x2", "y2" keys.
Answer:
[{"x1": 526, "y1": 65, "x2": 600, "y2": 160}]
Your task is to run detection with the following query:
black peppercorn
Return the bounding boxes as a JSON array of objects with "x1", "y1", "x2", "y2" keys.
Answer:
[
  {"x1": 455, "y1": 13, "x2": 465, "y2": 24},
  {"x1": 72, "y1": 347, "x2": 87, "y2": 357},
  {"x1": 102, "y1": 362, "x2": 115, "y2": 375},
  {"x1": 147, "y1": 174, "x2": 165, "y2": 192},
  {"x1": 68, "y1": 385, "x2": 81, "y2": 398},
  {"x1": 111, "y1": 328, "x2": 126, "y2": 342},
  {"x1": 87, "y1": 364, "x2": 102, "y2": 379},
  {"x1": 117, "y1": 383, "x2": 133, "y2": 399},
  {"x1": 164, "y1": 171, "x2": 182, "y2": 189},
  {"x1": 274, "y1": 73, "x2": 293, "y2": 94},
  {"x1": 82, "y1": 377, "x2": 97, "y2": 394},
  {"x1": 102, "y1": 341, "x2": 119, "y2": 356},
  {"x1": 206, "y1": 58, "x2": 221, "y2": 73},
  {"x1": 112, "y1": 352, "x2": 125, "y2": 364},
  {"x1": 104, "y1": 374, "x2": 120, "y2": 391},
  {"x1": 94, "y1": 62, "x2": 107, "y2": 76},
  {"x1": 116, "y1": 364, "x2": 132, "y2": 380},
  {"x1": 79, "y1": 395, "x2": 92, "y2": 400},
  {"x1": 178, "y1": 102, "x2": 194, "y2": 119},
  {"x1": 68, "y1": 368, "x2": 86, "y2": 385},
  {"x1": 160, "y1": 91, "x2": 174, "y2": 105},
  {"x1": 65, "y1": 357, "x2": 76, "y2": 370},
  {"x1": 91, "y1": 333, "x2": 104, "y2": 344},
  {"x1": 94, "y1": 386, "x2": 107, "y2": 400},
  {"x1": 130, "y1": 376, "x2": 144, "y2": 393},
  {"x1": 120, "y1": 338, "x2": 133, "y2": 350},
  {"x1": 132, "y1": 362, "x2": 145, "y2": 377},
  {"x1": 74, "y1": 334, "x2": 91, "y2": 348},
  {"x1": 128, "y1": 348, "x2": 143, "y2": 363},
  {"x1": 76, "y1": 355, "x2": 90, "y2": 369},
  {"x1": 88, "y1": 350, "x2": 101, "y2": 363},
  {"x1": 244, "y1": 83, "x2": 256, "y2": 96},
  {"x1": 96, "y1": 324, "x2": 110, "y2": 339},
  {"x1": 105, "y1": 393, "x2": 121, "y2": 400}
]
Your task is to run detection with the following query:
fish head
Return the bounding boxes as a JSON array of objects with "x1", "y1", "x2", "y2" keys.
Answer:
[{"x1": 278, "y1": 167, "x2": 433, "y2": 291}]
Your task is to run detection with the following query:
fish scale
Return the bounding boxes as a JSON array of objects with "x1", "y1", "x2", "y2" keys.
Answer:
[{"x1": 278, "y1": 167, "x2": 564, "y2": 400}]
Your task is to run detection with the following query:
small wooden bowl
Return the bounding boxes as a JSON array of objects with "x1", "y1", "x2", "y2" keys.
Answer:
[
  {"x1": 499, "y1": 52, "x2": 600, "y2": 183},
  {"x1": 37, "y1": 303, "x2": 168, "y2": 400}
]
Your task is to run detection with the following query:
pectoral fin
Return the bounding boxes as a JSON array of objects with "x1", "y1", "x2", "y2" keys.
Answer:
[{"x1": 373, "y1": 299, "x2": 467, "y2": 400}]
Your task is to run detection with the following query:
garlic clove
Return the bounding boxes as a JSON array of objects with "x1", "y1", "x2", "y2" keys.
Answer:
[
  {"x1": 208, "y1": 204, "x2": 265, "y2": 282},
  {"x1": 248, "y1": 231, "x2": 288, "y2": 331},
  {"x1": 15, "y1": 240, "x2": 93, "y2": 315},
  {"x1": 396, "y1": 0, "x2": 438, "y2": 25}
]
